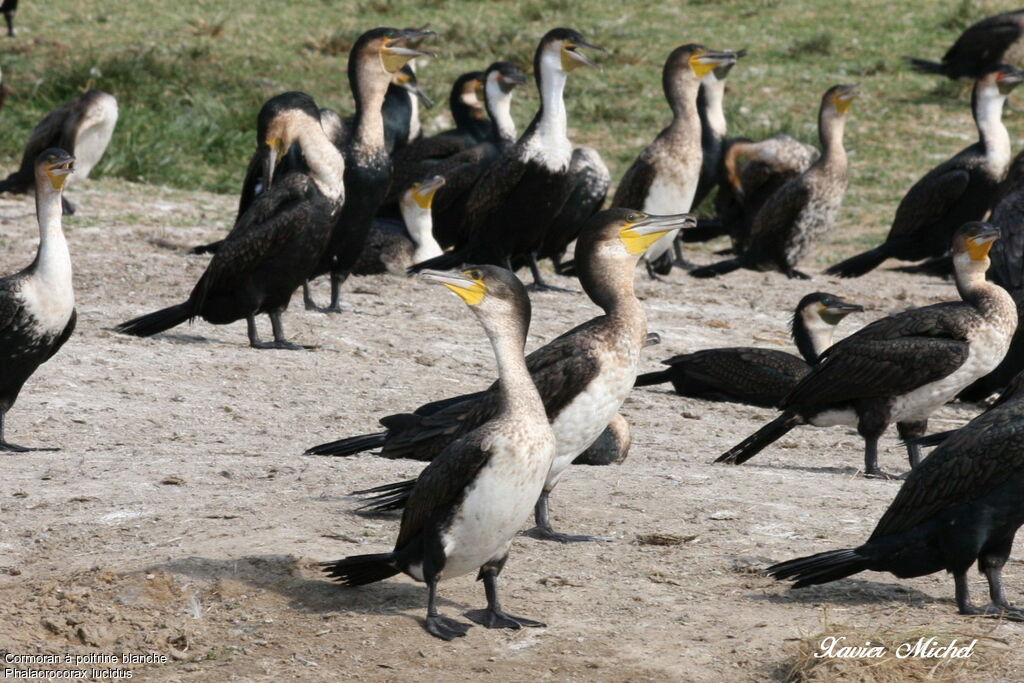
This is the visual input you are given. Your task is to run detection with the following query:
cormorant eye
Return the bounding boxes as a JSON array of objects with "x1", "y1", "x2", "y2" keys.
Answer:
[{"x1": 469, "y1": 270, "x2": 481, "y2": 280}]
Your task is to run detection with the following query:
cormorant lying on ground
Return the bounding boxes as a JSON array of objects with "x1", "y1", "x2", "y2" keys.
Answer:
[
  {"x1": 908, "y1": 9, "x2": 1024, "y2": 80},
  {"x1": 308, "y1": 209, "x2": 694, "y2": 541},
  {"x1": 769, "y1": 367, "x2": 1024, "y2": 622},
  {"x1": 115, "y1": 92, "x2": 345, "y2": 349},
  {"x1": 321, "y1": 266, "x2": 556, "y2": 641},
  {"x1": 691, "y1": 84, "x2": 856, "y2": 279},
  {"x1": 0, "y1": 89, "x2": 118, "y2": 215},
  {"x1": 409, "y1": 28, "x2": 605, "y2": 291},
  {"x1": 827, "y1": 66, "x2": 1022, "y2": 278},
  {"x1": 0, "y1": 149, "x2": 76, "y2": 451},
  {"x1": 717, "y1": 222, "x2": 1016, "y2": 478},
  {"x1": 636, "y1": 292, "x2": 861, "y2": 407}
]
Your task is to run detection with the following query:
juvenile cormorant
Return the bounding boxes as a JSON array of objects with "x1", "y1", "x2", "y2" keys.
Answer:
[
  {"x1": 0, "y1": 89, "x2": 118, "y2": 215},
  {"x1": 0, "y1": 149, "x2": 76, "y2": 451},
  {"x1": 908, "y1": 10, "x2": 1024, "y2": 80},
  {"x1": 303, "y1": 27, "x2": 434, "y2": 313},
  {"x1": 717, "y1": 222, "x2": 1016, "y2": 478},
  {"x1": 612, "y1": 45, "x2": 738, "y2": 278},
  {"x1": 768, "y1": 366, "x2": 1024, "y2": 622},
  {"x1": 409, "y1": 28, "x2": 605, "y2": 291},
  {"x1": 827, "y1": 66, "x2": 1022, "y2": 278},
  {"x1": 321, "y1": 266, "x2": 556, "y2": 641},
  {"x1": 691, "y1": 84, "x2": 856, "y2": 279},
  {"x1": 636, "y1": 292, "x2": 861, "y2": 407},
  {"x1": 310, "y1": 209, "x2": 695, "y2": 541},
  {"x1": 353, "y1": 175, "x2": 445, "y2": 275},
  {"x1": 115, "y1": 93, "x2": 345, "y2": 349}
]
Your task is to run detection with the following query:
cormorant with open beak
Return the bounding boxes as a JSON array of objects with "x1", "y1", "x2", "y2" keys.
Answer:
[{"x1": 0, "y1": 149, "x2": 76, "y2": 451}]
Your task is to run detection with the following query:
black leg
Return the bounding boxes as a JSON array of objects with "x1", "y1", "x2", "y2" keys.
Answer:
[
  {"x1": 953, "y1": 568, "x2": 1024, "y2": 621},
  {"x1": 858, "y1": 416, "x2": 897, "y2": 479},
  {"x1": 644, "y1": 260, "x2": 667, "y2": 282},
  {"x1": 0, "y1": 411, "x2": 58, "y2": 453},
  {"x1": 897, "y1": 420, "x2": 927, "y2": 469},
  {"x1": 526, "y1": 254, "x2": 576, "y2": 293},
  {"x1": 522, "y1": 490, "x2": 608, "y2": 543},
  {"x1": 465, "y1": 559, "x2": 545, "y2": 629},
  {"x1": 302, "y1": 281, "x2": 318, "y2": 311},
  {"x1": 3, "y1": 11, "x2": 14, "y2": 37},
  {"x1": 422, "y1": 577, "x2": 471, "y2": 641},
  {"x1": 784, "y1": 267, "x2": 811, "y2": 280}
]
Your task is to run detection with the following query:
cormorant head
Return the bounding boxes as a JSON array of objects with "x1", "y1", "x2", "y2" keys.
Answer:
[
  {"x1": 953, "y1": 221, "x2": 1000, "y2": 262},
  {"x1": 797, "y1": 292, "x2": 863, "y2": 327},
  {"x1": 486, "y1": 61, "x2": 529, "y2": 95},
  {"x1": 710, "y1": 48, "x2": 746, "y2": 80},
  {"x1": 980, "y1": 64, "x2": 1024, "y2": 95},
  {"x1": 256, "y1": 91, "x2": 320, "y2": 191},
  {"x1": 666, "y1": 44, "x2": 738, "y2": 82},
  {"x1": 420, "y1": 265, "x2": 531, "y2": 339},
  {"x1": 403, "y1": 175, "x2": 445, "y2": 212},
  {"x1": 577, "y1": 208, "x2": 697, "y2": 262},
  {"x1": 536, "y1": 28, "x2": 604, "y2": 80},
  {"x1": 353, "y1": 27, "x2": 436, "y2": 77},
  {"x1": 35, "y1": 148, "x2": 74, "y2": 191},
  {"x1": 823, "y1": 84, "x2": 858, "y2": 116},
  {"x1": 392, "y1": 64, "x2": 434, "y2": 108}
]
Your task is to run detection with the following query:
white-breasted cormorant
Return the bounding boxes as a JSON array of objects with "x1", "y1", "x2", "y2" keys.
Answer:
[
  {"x1": 717, "y1": 222, "x2": 1017, "y2": 478},
  {"x1": 310, "y1": 209, "x2": 695, "y2": 542},
  {"x1": 613, "y1": 45, "x2": 738, "y2": 278},
  {"x1": 908, "y1": 10, "x2": 1024, "y2": 80},
  {"x1": 827, "y1": 66, "x2": 1023, "y2": 278},
  {"x1": 353, "y1": 175, "x2": 445, "y2": 275},
  {"x1": 769, "y1": 367, "x2": 1024, "y2": 622},
  {"x1": 0, "y1": 148, "x2": 76, "y2": 451},
  {"x1": 636, "y1": 292, "x2": 861, "y2": 407},
  {"x1": 0, "y1": 89, "x2": 118, "y2": 215},
  {"x1": 691, "y1": 84, "x2": 857, "y2": 279},
  {"x1": 409, "y1": 28, "x2": 605, "y2": 291},
  {"x1": 115, "y1": 92, "x2": 345, "y2": 349},
  {"x1": 320, "y1": 266, "x2": 555, "y2": 641}
]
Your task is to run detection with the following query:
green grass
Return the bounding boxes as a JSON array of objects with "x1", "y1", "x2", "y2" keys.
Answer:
[{"x1": 0, "y1": 0, "x2": 1017, "y2": 256}]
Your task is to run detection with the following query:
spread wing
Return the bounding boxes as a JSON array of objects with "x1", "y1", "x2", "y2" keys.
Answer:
[
  {"x1": 871, "y1": 406, "x2": 1024, "y2": 538},
  {"x1": 395, "y1": 433, "x2": 494, "y2": 548}
]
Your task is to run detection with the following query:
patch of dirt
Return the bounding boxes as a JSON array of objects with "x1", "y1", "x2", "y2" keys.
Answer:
[{"x1": 0, "y1": 179, "x2": 1020, "y2": 681}]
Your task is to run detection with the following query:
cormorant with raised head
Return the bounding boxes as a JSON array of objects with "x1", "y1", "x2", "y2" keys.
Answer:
[
  {"x1": 309, "y1": 209, "x2": 695, "y2": 541},
  {"x1": 0, "y1": 89, "x2": 118, "y2": 215},
  {"x1": 321, "y1": 266, "x2": 555, "y2": 641},
  {"x1": 692, "y1": 49, "x2": 746, "y2": 212},
  {"x1": 827, "y1": 66, "x2": 1022, "y2": 278},
  {"x1": 115, "y1": 92, "x2": 345, "y2": 349},
  {"x1": 383, "y1": 64, "x2": 432, "y2": 155},
  {"x1": 908, "y1": 9, "x2": 1024, "y2": 80},
  {"x1": 768, "y1": 367, "x2": 1024, "y2": 622},
  {"x1": 612, "y1": 45, "x2": 738, "y2": 278},
  {"x1": 302, "y1": 27, "x2": 434, "y2": 313},
  {"x1": 716, "y1": 222, "x2": 1016, "y2": 478},
  {"x1": 636, "y1": 292, "x2": 861, "y2": 407},
  {"x1": 0, "y1": 149, "x2": 76, "y2": 451},
  {"x1": 691, "y1": 84, "x2": 856, "y2": 279},
  {"x1": 409, "y1": 28, "x2": 605, "y2": 291}
]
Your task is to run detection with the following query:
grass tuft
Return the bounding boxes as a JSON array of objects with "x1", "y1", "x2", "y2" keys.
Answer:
[{"x1": 787, "y1": 33, "x2": 833, "y2": 57}]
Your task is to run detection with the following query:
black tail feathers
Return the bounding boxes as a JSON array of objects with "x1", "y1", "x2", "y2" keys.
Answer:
[
  {"x1": 635, "y1": 369, "x2": 672, "y2": 388},
  {"x1": 320, "y1": 553, "x2": 399, "y2": 586},
  {"x1": 352, "y1": 478, "x2": 416, "y2": 512},
  {"x1": 305, "y1": 432, "x2": 387, "y2": 456},
  {"x1": 189, "y1": 240, "x2": 223, "y2": 255},
  {"x1": 114, "y1": 302, "x2": 191, "y2": 337},
  {"x1": 905, "y1": 57, "x2": 948, "y2": 77},
  {"x1": 767, "y1": 548, "x2": 871, "y2": 588},
  {"x1": 689, "y1": 257, "x2": 743, "y2": 279},
  {"x1": 823, "y1": 246, "x2": 889, "y2": 278},
  {"x1": 716, "y1": 412, "x2": 800, "y2": 465}
]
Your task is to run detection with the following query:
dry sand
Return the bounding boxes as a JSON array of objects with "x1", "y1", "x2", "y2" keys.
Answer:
[{"x1": 1, "y1": 179, "x2": 1022, "y2": 681}]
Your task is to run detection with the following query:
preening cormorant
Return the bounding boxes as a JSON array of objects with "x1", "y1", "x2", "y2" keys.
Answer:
[
  {"x1": 691, "y1": 84, "x2": 856, "y2": 279},
  {"x1": 717, "y1": 222, "x2": 1017, "y2": 478},
  {"x1": 635, "y1": 292, "x2": 861, "y2": 407},
  {"x1": 115, "y1": 93, "x2": 345, "y2": 349},
  {"x1": 827, "y1": 66, "x2": 1022, "y2": 278},
  {"x1": 0, "y1": 89, "x2": 118, "y2": 215},
  {"x1": 320, "y1": 266, "x2": 556, "y2": 641},
  {"x1": 353, "y1": 175, "x2": 445, "y2": 275},
  {"x1": 0, "y1": 149, "x2": 76, "y2": 451},
  {"x1": 769, "y1": 367, "x2": 1024, "y2": 622},
  {"x1": 908, "y1": 9, "x2": 1024, "y2": 80},
  {"x1": 302, "y1": 27, "x2": 434, "y2": 313},
  {"x1": 409, "y1": 28, "x2": 605, "y2": 290},
  {"x1": 612, "y1": 45, "x2": 738, "y2": 278},
  {"x1": 309, "y1": 209, "x2": 695, "y2": 541}
]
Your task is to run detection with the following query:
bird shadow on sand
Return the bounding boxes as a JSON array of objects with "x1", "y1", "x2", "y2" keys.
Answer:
[
  {"x1": 146, "y1": 554, "x2": 468, "y2": 626},
  {"x1": 755, "y1": 576, "x2": 941, "y2": 609},
  {"x1": 723, "y1": 461, "x2": 908, "y2": 480}
]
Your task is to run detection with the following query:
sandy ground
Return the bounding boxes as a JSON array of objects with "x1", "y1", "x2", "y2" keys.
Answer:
[{"x1": 1, "y1": 179, "x2": 1023, "y2": 682}]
